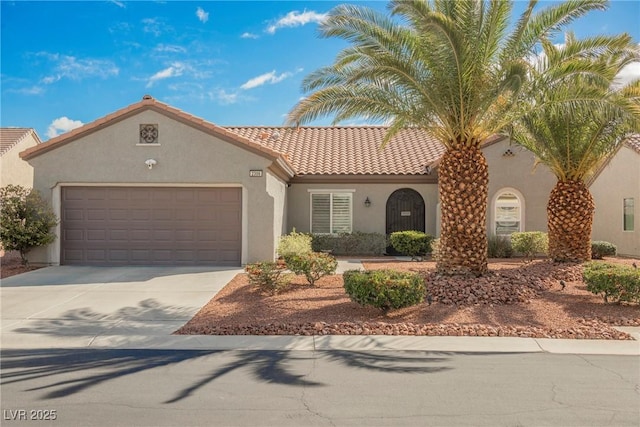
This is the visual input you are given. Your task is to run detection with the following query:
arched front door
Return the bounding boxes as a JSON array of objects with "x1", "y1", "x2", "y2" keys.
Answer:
[{"x1": 386, "y1": 188, "x2": 425, "y2": 254}]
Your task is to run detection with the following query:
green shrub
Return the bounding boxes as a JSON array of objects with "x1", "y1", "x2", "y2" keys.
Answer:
[
  {"x1": 511, "y1": 231, "x2": 548, "y2": 260},
  {"x1": 488, "y1": 235, "x2": 514, "y2": 258},
  {"x1": 389, "y1": 231, "x2": 434, "y2": 260},
  {"x1": 591, "y1": 241, "x2": 617, "y2": 259},
  {"x1": 583, "y1": 262, "x2": 640, "y2": 304},
  {"x1": 286, "y1": 252, "x2": 337, "y2": 286},
  {"x1": 311, "y1": 232, "x2": 387, "y2": 256},
  {"x1": 0, "y1": 185, "x2": 59, "y2": 265},
  {"x1": 245, "y1": 261, "x2": 293, "y2": 294},
  {"x1": 343, "y1": 269, "x2": 426, "y2": 312},
  {"x1": 277, "y1": 229, "x2": 312, "y2": 259}
]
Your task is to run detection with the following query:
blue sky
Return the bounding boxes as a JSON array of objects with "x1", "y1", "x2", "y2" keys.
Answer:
[{"x1": 1, "y1": 1, "x2": 639, "y2": 140}]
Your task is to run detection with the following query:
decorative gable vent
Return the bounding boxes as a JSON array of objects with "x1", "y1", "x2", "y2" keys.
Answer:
[{"x1": 139, "y1": 124, "x2": 158, "y2": 144}]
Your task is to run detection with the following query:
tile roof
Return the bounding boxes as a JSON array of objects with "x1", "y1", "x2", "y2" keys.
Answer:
[
  {"x1": 0, "y1": 128, "x2": 40, "y2": 156},
  {"x1": 225, "y1": 126, "x2": 446, "y2": 175},
  {"x1": 625, "y1": 134, "x2": 640, "y2": 154}
]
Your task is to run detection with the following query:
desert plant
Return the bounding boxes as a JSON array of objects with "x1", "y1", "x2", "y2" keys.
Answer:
[
  {"x1": 286, "y1": 252, "x2": 337, "y2": 286},
  {"x1": 591, "y1": 241, "x2": 617, "y2": 259},
  {"x1": 311, "y1": 232, "x2": 387, "y2": 255},
  {"x1": 343, "y1": 269, "x2": 425, "y2": 312},
  {"x1": 0, "y1": 185, "x2": 59, "y2": 265},
  {"x1": 277, "y1": 229, "x2": 312, "y2": 260},
  {"x1": 389, "y1": 231, "x2": 434, "y2": 261},
  {"x1": 583, "y1": 262, "x2": 640, "y2": 304},
  {"x1": 487, "y1": 235, "x2": 514, "y2": 258},
  {"x1": 245, "y1": 261, "x2": 293, "y2": 295},
  {"x1": 511, "y1": 232, "x2": 548, "y2": 261}
]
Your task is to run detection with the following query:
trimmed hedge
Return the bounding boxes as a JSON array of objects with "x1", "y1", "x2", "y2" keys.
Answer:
[
  {"x1": 311, "y1": 232, "x2": 387, "y2": 256},
  {"x1": 389, "y1": 231, "x2": 434, "y2": 260},
  {"x1": 286, "y1": 252, "x2": 337, "y2": 286},
  {"x1": 591, "y1": 241, "x2": 617, "y2": 259},
  {"x1": 511, "y1": 231, "x2": 548, "y2": 260},
  {"x1": 343, "y1": 269, "x2": 425, "y2": 311},
  {"x1": 583, "y1": 262, "x2": 640, "y2": 304}
]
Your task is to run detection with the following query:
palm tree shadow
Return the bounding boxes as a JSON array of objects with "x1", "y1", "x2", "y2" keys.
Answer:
[{"x1": 1, "y1": 348, "x2": 454, "y2": 404}]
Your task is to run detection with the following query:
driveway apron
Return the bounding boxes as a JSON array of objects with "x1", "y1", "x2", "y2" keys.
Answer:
[{"x1": 1, "y1": 266, "x2": 241, "y2": 349}]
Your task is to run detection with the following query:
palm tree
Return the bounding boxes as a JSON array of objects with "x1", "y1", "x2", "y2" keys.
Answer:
[
  {"x1": 511, "y1": 33, "x2": 640, "y2": 262},
  {"x1": 287, "y1": 0, "x2": 607, "y2": 275}
]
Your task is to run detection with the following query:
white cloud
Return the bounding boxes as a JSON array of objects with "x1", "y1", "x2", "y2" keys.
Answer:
[
  {"x1": 146, "y1": 62, "x2": 187, "y2": 87},
  {"x1": 266, "y1": 10, "x2": 327, "y2": 34},
  {"x1": 47, "y1": 117, "x2": 84, "y2": 139},
  {"x1": 240, "y1": 70, "x2": 297, "y2": 90},
  {"x1": 154, "y1": 44, "x2": 187, "y2": 53},
  {"x1": 142, "y1": 18, "x2": 171, "y2": 36},
  {"x1": 241, "y1": 32, "x2": 259, "y2": 39},
  {"x1": 39, "y1": 53, "x2": 119, "y2": 84},
  {"x1": 109, "y1": 0, "x2": 125, "y2": 8},
  {"x1": 12, "y1": 86, "x2": 44, "y2": 95},
  {"x1": 614, "y1": 62, "x2": 640, "y2": 88},
  {"x1": 196, "y1": 7, "x2": 209, "y2": 23},
  {"x1": 212, "y1": 89, "x2": 239, "y2": 105}
]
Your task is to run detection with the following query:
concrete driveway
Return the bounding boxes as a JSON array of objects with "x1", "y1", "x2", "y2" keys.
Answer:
[{"x1": 1, "y1": 266, "x2": 241, "y2": 349}]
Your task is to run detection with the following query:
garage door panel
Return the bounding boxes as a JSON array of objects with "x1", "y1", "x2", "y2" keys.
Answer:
[{"x1": 61, "y1": 187, "x2": 242, "y2": 266}]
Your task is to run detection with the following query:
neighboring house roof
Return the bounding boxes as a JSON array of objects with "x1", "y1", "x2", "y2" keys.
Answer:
[
  {"x1": 19, "y1": 96, "x2": 295, "y2": 178},
  {"x1": 625, "y1": 133, "x2": 640, "y2": 154},
  {"x1": 226, "y1": 126, "x2": 446, "y2": 176},
  {"x1": 0, "y1": 128, "x2": 41, "y2": 156}
]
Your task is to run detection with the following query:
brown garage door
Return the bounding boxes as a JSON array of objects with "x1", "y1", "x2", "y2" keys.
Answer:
[{"x1": 61, "y1": 187, "x2": 242, "y2": 266}]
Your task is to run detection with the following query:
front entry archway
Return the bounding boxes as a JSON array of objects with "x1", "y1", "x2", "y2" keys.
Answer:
[{"x1": 385, "y1": 188, "x2": 425, "y2": 254}]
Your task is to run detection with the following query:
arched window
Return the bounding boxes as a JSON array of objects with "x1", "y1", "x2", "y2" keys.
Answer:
[{"x1": 494, "y1": 190, "x2": 523, "y2": 236}]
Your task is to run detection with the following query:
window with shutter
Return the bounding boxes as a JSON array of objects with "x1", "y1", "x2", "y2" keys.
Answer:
[{"x1": 310, "y1": 192, "x2": 352, "y2": 234}]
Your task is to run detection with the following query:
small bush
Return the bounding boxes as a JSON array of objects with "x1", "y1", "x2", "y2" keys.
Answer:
[
  {"x1": 488, "y1": 235, "x2": 514, "y2": 258},
  {"x1": 0, "y1": 185, "x2": 59, "y2": 265},
  {"x1": 343, "y1": 269, "x2": 425, "y2": 311},
  {"x1": 389, "y1": 231, "x2": 434, "y2": 260},
  {"x1": 583, "y1": 262, "x2": 640, "y2": 304},
  {"x1": 277, "y1": 229, "x2": 312, "y2": 259},
  {"x1": 245, "y1": 261, "x2": 293, "y2": 294},
  {"x1": 311, "y1": 232, "x2": 387, "y2": 256},
  {"x1": 591, "y1": 241, "x2": 617, "y2": 259},
  {"x1": 511, "y1": 231, "x2": 548, "y2": 260},
  {"x1": 286, "y1": 252, "x2": 337, "y2": 286}
]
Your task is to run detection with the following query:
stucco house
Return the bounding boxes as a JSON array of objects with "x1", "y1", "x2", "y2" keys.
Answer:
[
  {"x1": 590, "y1": 135, "x2": 639, "y2": 257},
  {"x1": 1, "y1": 128, "x2": 41, "y2": 188},
  {"x1": 19, "y1": 96, "x2": 635, "y2": 266}
]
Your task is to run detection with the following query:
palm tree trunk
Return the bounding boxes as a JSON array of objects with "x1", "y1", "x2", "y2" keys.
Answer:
[
  {"x1": 547, "y1": 180, "x2": 594, "y2": 262},
  {"x1": 437, "y1": 146, "x2": 489, "y2": 275}
]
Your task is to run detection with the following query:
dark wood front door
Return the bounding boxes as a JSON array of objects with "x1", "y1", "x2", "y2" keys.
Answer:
[{"x1": 385, "y1": 188, "x2": 425, "y2": 254}]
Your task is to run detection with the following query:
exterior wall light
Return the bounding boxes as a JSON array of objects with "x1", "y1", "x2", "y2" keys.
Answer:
[
  {"x1": 145, "y1": 159, "x2": 157, "y2": 169},
  {"x1": 364, "y1": 197, "x2": 371, "y2": 207}
]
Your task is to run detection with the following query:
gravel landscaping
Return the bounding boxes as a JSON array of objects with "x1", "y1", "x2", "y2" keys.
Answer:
[{"x1": 176, "y1": 257, "x2": 640, "y2": 340}]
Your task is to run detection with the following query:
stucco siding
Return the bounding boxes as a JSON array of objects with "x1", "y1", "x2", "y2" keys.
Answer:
[
  {"x1": 1, "y1": 134, "x2": 38, "y2": 188},
  {"x1": 484, "y1": 139, "x2": 557, "y2": 235},
  {"x1": 266, "y1": 171, "x2": 287, "y2": 259},
  {"x1": 287, "y1": 182, "x2": 439, "y2": 236},
  {"x1": 591, "y1": 146, "x2": 640, "y2": 257},
  {"x1": 25, "y1": 110, "x2": 281, "y2": 265}
]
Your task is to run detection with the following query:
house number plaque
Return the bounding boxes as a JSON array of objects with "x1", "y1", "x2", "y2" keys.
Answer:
[
  {"x1": 401, "y1": 211, "x2": 411, "y2": 216},
  {"x1": 249, "y1": 170, "x2": 263, "y2": 177}
]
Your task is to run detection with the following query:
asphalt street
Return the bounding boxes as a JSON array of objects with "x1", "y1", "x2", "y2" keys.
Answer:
[{"x1": 1, "y1": 348, "x2": 638, "y2": 427}]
